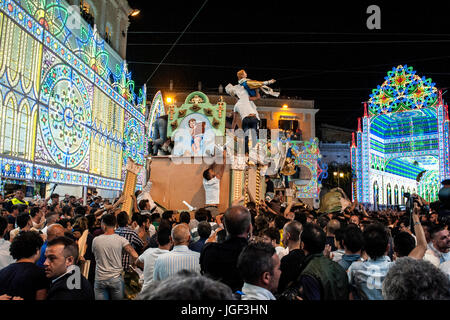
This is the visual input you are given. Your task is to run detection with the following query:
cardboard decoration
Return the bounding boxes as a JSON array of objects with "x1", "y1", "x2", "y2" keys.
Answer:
[
  {"x1": 122, "y1": 158, "x2": 143, "y2": 217},
  {"x1": 168, "y1": 92, "x2": 227, "y2": 157}
]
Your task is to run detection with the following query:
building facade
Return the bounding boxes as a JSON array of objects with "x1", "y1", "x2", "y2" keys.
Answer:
[
  {"x1": 160, "y1": 90, "x2": 318, "y2": 141},
  {"x1": 319, "y1": 142, "x2": 351, "y2": 166},
  {"x1": 66, "y1": 0, "x2": 132, "y2": 59}
]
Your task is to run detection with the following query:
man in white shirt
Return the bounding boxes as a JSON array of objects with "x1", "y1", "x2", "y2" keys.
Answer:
[
  {"x1": 227, "y1": 70, "x2": 275, "y2": 160},
  {"x1": 136, "y1": 227, "x2": 172, "y2": 292},
  {"x1": 237, "y1": 241, "x2": 280, "y2": 300},
  {"x1": 137, "y1": 179, "x2": 161, "y2": 214},
  {"x1": 227, "y1": 77, "x2": 260, "y2": 158},
  {"x1": 202, "y1": 150, "x2": 226, "y2": 218},
  {"x1": 153, "y1": 224, "x2": 200, "y2": 281}
]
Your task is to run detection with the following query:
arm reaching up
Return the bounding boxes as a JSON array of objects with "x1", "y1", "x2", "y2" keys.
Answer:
[{"x1": 408, "y1": 203, "x2": 428, "y2": 260}]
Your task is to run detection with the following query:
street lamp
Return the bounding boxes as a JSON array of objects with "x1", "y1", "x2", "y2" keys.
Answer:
[
  {"x1": 129, "y1": 9, "x2": 140, "y2": 17},
  {"x1": 333, "y1": 171, "x2": 343, "y2": 188}
]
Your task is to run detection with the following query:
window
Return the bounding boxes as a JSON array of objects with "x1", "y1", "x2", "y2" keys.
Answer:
[
  {"x1": 17, "y1": 103, "x2": 29, "y2": 157},
  {"x1": 259, "y1": 119, "x2": 267, "y2": 129},
  {"x1": 81, "y1": 0, "x2": 91, "y2": 13},
  {"x1": 373, "y1": 181, "x2": 379, "y2": 205},
  {"x1": 401, "y1": 186, "x2": 405, "y2": 205},
  {"x1": 394, "y1": 185, "x2": 399, "y2": 205},
  {"x1": 278, "y1": 119, "x2": 298, "y2": 131},
  {"x1": 387, "y1": 184, "x2": 392, "y2": 206},
  {"x1": 80, "y1": 0, "x2": 95, "y2": 27},
  {"x1": 3, "y1": 96, "x2": 16, "y2": 155},
  {"x1": 105, "y1": 24, "x2": 113, "y2": 45}
]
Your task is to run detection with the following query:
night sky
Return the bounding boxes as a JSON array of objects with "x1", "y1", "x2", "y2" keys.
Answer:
[{"x1": 126, "y1": 0, "x2": 450, "y2": 129}]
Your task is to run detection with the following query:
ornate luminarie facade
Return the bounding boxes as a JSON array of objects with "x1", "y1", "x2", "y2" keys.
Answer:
[
  {"x1": 351, "y1": 65, "x2": 450, "y2": 206},
  {"x1": 0, "y1": 0, "x2": 146, "y2": 196}
]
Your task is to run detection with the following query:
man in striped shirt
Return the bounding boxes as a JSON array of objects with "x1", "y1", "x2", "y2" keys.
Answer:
[
  {"x1": 153, "y1": 224, "x2": 200, "y2": 281},
  {"x1": 115, "y1": 211, "x2": 144, "y2": 271}
]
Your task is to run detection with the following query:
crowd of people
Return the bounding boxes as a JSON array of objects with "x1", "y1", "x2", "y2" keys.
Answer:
[{"x1": 0, "y1": 181, "x2": 449, "y2": 301}]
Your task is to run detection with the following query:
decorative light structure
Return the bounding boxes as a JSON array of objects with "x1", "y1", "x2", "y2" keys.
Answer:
[
  {"x1": 351, "y1": 65, "x2": 449, "y2": 205},
  {"x1": 0, "y1": 0, "x2": 146, "y2": 191}
]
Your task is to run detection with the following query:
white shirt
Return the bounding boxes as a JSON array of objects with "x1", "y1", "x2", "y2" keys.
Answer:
[
  {"x1": 203, "y1": 177, "x2": 220, "y2": 205},
  {"x1": 138, "y1": 247, "x2": 170, "y2": 290},
  {"x1": 148, "y1": 224, "x2": 156, "y2": 237},
  {"x1": 424, "y1": 243, "x2": 450, "y2": 267},
  {"x1": 439, "y1": 260, "x2": 450, "y2": 281},
  {"x1": 332, "y1": 249, "x2": 345, "y2": 262},
  {"x1": 225, "y1": 83, "x2": 260, "y2": 120},
  {"x1": 241, "y1": 282, "x2": 276, "y2": 300},
  {"x1": 32, "y1": 220, "x2": 43, "y2": 231},
  {"x1": 137, "y1": 181, "x2": 157, "y2": 211},
  {"x1": 153, "y1": 245, "x2": 200, "y2": 281},
  {"x1": 276, "y1": 246, "x2": 288, "y2": 260},
  {"x1": 0, "y1": 239, "x2": 15, "y2": 270}
]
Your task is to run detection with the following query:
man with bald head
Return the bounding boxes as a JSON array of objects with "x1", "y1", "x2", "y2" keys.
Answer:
[
  {"x1": 153, "y1": 223, "x2": 200, "y2": 281},
  {"x1": 37, "y1": 224, "x2": 65, "y2": 268},
  {"x1": 200, "y1": 206, "x2": 252, "y2": 293}
]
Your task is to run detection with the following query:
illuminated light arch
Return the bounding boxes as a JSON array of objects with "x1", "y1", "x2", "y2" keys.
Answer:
[
  {"x1": 147, "y1": 90, "x2": 165, "y2": 140},
  {"x1": 23, "y1": 0, "x2": 69, "y2": 38},
  {"x1": 16, "y1": 99, "x2": 30, "y2": 158},
  {"x1": 288, "y1": 138, "x2": 322, "y2": 199},
  {"x1": 2, "y1": 92, "x2": 18, "y2": 155},
  {"x1": 368, "y1": 65, "x2": 438, "y2": 116}
]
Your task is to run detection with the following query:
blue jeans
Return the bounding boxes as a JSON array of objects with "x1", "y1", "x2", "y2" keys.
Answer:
[
  {"x1": 242, "y1": 116, "x2": 259, "y2": 155},
  {"x1": 94, "y1": 276, "x2": 124, "y2": 300},
  {"x1": 153, "y1": 117, "x2": 167, "y2": 155}
]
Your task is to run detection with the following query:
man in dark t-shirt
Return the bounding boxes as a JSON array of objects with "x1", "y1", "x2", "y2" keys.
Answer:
[
  {"x1": 277, "y1": 221, "x2": 305, "y2": 294},
  {"x1": 0, "y1": 231, "x2": 49, "y2": 300},
  {"x1": 265, "y1": 177, "x2": 274, "y2": 194},
  {"x1": 200, "y1": 206, "x2": 250, "y2": 293}
]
